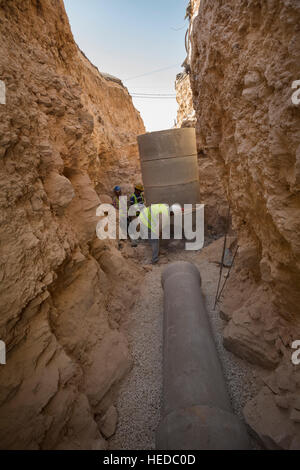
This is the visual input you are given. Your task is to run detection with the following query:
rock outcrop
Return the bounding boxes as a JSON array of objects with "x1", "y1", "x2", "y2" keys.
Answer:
[
  {"x1": 175, "y1": 72, "x2": 196, "y2": 128},
  {"x1": 189, "y1": 0, "x2": 300, "y2": 448},
  {"x1": 0, "y1": 0, "x2": 144, "y2": 449},
  {"x1": 175, "y1": 70, "x2": 228, "y2": 235}
]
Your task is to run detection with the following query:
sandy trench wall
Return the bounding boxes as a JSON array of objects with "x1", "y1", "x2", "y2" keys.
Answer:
[
  {"x1": 175, "y1": 0, "x2": 228, "y2": 235},
  {"x1": 175, "y1": 71, "x2": 229, "y2": 235},
  {"x1": 190, "y1": 0, "x2": 300, "y2": 449},
  {"x1": 175, "y1": 0, "x2": 231, "y2": 237},
  {"x1": 0, "y1": 0, "x2": 145, "y2": 449}
]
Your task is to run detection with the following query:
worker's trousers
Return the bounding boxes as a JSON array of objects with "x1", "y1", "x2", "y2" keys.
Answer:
[
  {"x1": 145, "y1": 227, "x2": 159, "y2": 263},
  {"x1": 149, "y1": 238, "x2": 160, "y2": 264}
]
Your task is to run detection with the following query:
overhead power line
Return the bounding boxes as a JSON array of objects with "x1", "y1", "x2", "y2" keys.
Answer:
[
  {"x1": 131, "y1": 93, "x2": 176, "y2": 97},
  {"x1": 123, "y1": 64, "x2": 180, "y2": 82},
  {"x1": 170, "y1": 24, "x2": 187, "y2": 31},
  {"x1": 131, "y1": 95, "x2": 176, "y2": 99},
  {"x1": 131, "y1": 92, "x2": 176, "y2": 95}
]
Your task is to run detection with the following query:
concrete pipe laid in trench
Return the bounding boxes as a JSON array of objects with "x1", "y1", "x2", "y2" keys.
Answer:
[{"x1": 156, "y1": 261, "x2": 250, "y2": 450}]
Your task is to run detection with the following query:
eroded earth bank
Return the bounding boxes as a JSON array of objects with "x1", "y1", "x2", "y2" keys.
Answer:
[
  {"x1": 187, "y1": 0, "x2": 300, "y2": 449},
  {"x1": 0, "y1": 0, "x2": 145, "y2": 449}
]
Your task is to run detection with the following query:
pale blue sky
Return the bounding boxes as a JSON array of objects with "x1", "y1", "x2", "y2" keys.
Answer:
[{"x1": 64, "y1": 0, "x2": 188, "y2": 131}]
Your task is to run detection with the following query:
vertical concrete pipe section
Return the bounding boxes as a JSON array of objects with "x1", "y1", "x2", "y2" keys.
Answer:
[
  {"x1": 157, "y1": 261, "x2": 250, "y2": 450},
  {"x1": 137, "y1": 128, "x2": 200, "y2": 206}
]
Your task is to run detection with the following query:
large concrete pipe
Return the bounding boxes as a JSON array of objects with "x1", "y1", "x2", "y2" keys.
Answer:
[
  {"x1": 157, "y1": 262, "x2": 250, "y2": 450},
  {"x1": 137, "y1": 128, "x2": 200, "y2": 206}
]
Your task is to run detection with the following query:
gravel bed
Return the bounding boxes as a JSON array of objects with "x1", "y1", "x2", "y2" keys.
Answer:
[
  {"x1": 109, "y1": 267, "x2": 163, "y2": 450},
  {"x1": 110, "y1": 239, "x2": 262, "y2": 449}
]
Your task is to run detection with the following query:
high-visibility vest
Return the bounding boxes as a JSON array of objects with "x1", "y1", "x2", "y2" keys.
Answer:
[
  {"x1": 130, "y1": 192, "x2": 144, "y2": 205},
  {"x1": 113, "y1": 197, "x2": 119, "y2": 209},
  {"x1": 139, "y1": 204, "x2": 169, "y2": 234},
  {"x1": 113, "y1": 197, "x2": 127, "y2": 219}
]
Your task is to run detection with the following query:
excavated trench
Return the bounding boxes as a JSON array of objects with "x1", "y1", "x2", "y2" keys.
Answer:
[
  {"x1": 109, "y1": 237, "x2": 263, "y2": 450},
  {"x1": 2, "y1": 0, "x2": 300, "y2": 452},
  {"x1": 108, "y1": 123, "x2": 260, "y2": 449}
]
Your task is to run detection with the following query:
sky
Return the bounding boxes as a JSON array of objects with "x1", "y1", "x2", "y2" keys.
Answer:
[{"x1": 64, "y1": 0, "x2": 189, "y2": 131}]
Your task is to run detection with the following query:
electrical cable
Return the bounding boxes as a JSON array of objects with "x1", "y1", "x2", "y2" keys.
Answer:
[
  {"x1": 213, "y1": 207, "x2": 231, "y2": 310},
  {"x1": 131, "y1": 96, "x2": 176, "y2": 99},
  {"x1": 130, "y1": 92, "x2": 176, "y2": 100},
  {"x1": 123, "y1": 64, "x2": 180, "y2": 82},
  {"x1": 131, "y1": 93, "x2": 176, "y2": 96}
]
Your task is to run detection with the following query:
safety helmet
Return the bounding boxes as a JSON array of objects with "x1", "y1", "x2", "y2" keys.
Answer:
[
  {"x1": 135, "y1": 183, "x2": 144, "y2": 192},
  {"x1": 114, "y1": 185, "x2": 121, "y2": 192}
]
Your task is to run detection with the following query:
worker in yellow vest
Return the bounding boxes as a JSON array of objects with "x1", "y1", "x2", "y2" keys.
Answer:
[
  {"x1": 130, "y1": 183, "x2": 145, "y2": 207},
  {"x1": 139, "y1": 204, "x2": 169, "y2": 264},
  {"x1": 113, "y1": 184, "x2": 142, "y2": 248}
]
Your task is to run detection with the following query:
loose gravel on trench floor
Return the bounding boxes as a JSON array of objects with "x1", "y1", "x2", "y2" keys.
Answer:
[
  {"x1": 109, "y1": 266, "x2": 164, "y2": 450},
  {"x1": 109, "y1": 238, "x2": 263, "y2": 450}
]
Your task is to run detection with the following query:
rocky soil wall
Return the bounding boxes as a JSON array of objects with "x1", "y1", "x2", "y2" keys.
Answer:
[
  {"x1": 190, "y1": 0, "x2": 300, "y2": 449},
  {"x1": 0, "y1": 0, "x2": 144, "y2": 449},
  {"x1": 175, "y1": 70, "x2": 228, "y2": 235}
]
